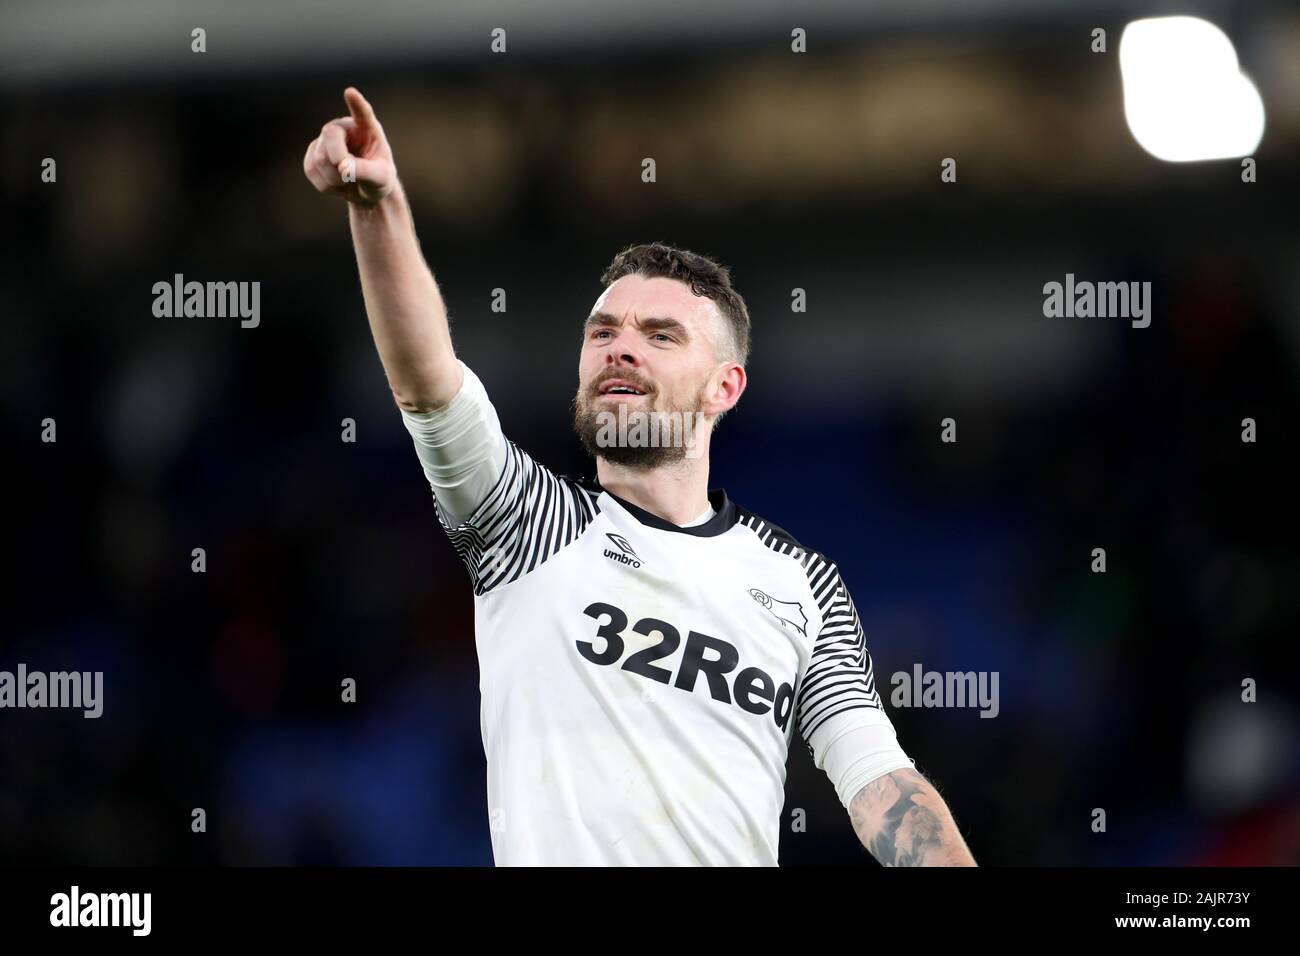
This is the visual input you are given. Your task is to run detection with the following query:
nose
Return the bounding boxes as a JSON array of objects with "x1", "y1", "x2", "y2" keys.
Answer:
[{"x1": 602, "y1": 329, "x2": 643, "y2": 368}]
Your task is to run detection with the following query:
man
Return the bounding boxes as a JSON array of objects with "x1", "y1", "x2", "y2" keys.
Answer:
[{"x1": 303, "y1": 87, "x2": 977, "y2": 867}]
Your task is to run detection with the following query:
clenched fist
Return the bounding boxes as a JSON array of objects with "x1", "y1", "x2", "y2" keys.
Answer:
[{"x1": 303, "y1": 87, "x2": 397, "y2": 207}]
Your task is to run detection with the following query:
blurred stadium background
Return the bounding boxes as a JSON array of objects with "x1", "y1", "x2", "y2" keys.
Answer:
[{"x1": 2, "y1": 0, "x2": 1298, "y2": 865}]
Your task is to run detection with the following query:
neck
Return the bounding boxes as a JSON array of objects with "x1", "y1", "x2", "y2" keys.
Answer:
[{"x1": 595, "y1": 452, "x2": 711, "y2": 526}]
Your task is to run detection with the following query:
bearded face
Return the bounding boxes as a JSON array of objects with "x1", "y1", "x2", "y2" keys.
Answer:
[
  {"x1": 571, "y1": 369, "x2": 709, "y2": 469},
  {"x1": 574, "y1": 274, "x2": 741, "y2": 469}
]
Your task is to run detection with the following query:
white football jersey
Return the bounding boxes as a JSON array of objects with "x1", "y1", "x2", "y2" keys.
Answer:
[{"x1": 401, "y1": 361, "x2": 913, "y2": 865}]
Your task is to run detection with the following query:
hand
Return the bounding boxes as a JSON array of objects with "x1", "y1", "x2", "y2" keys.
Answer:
[{"x1": 302, "y1": 87, "x2": 397, "y2": 207}]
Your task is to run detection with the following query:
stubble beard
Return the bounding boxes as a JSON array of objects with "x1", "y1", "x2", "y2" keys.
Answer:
[{"x1": 571, "y1": 382, "x2": 706, "y2": 470}]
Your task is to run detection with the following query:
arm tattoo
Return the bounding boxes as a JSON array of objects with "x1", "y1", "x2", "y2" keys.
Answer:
[{"x1": 849, "y1": 768, "x2": 967, "y2": 867}]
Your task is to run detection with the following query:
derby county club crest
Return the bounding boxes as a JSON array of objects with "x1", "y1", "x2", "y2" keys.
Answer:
[{"x1": 748, "y1": 588, "x2": 809, "y2": 637}]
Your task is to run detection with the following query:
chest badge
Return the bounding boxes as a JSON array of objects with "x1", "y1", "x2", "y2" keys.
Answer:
[
  {"x1": 604, "y1": 533, "x2": 644, "y2": 568},
  {"x1": 748, "y1": 588, "x2": 809, "y2": 637}
]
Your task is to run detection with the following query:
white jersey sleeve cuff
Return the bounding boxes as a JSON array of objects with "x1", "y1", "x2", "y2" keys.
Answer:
[{"x1": 819, "y1": 720, "x2": 917, "y2": 811}]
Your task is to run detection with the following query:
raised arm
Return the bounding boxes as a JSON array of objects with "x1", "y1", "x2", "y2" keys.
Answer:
[
  {"x1": 848, "y1": 767, "x2": 977, "y2": 867},
  {"x1": 302, "y1": 86, "x2": 462, "y2": 412}
]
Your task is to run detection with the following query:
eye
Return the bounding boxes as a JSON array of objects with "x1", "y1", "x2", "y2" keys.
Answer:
[
  {"x1": 591, "y1": 329, "x2": 612, "y2": 340},
  {"x1": 651, "y1": 332, "x2": 673, "y2": 343}
]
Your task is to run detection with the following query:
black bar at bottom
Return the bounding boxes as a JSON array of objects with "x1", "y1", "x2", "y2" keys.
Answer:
[{"x1": 0, "y1": 866, "x2": 1282, "y2": 942}]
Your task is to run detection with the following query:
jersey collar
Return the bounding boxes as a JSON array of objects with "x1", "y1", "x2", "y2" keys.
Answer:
[{"x1": 584, "y1": 480, "x2": 737, "y2": 538}]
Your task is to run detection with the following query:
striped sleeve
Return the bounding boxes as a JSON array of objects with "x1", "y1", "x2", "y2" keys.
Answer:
[
  {"x1": 796, "y1": 558, "x2": 897, "y2": 763},
  {"x1": 431, "y1": 438, "x2": 599, "y2": 595},
  {"x1": 731, "y1": 506, "x2": 898, "y2": 763}
]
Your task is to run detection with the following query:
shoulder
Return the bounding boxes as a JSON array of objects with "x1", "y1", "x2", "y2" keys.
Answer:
[
  {"x1": 732, "y1": 500, "x2": 851, "y2": 600},
  {"x1": 733, "y1": 500, "x2": 802, "y2": 548},
  {"x1": 732, "y1": 500, "x2": 833, "y2": 567},
  {"x1": 502, "y1": 439, "x2": 602, "y2": 501}
]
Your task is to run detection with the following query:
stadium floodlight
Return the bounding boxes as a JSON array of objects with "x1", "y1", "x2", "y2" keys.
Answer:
[{"x1": 1119, "y1": 16, "x2": 1265, "y2": 162}]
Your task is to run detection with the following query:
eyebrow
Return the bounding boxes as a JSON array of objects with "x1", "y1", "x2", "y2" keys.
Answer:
[{"x1": 583, "y1": 312, "x2": 691, "y2": 339}]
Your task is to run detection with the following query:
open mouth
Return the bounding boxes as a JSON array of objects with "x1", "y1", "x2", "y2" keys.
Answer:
[{"x1": 597, "y1": 379, "x2": 648, "y2": 397}]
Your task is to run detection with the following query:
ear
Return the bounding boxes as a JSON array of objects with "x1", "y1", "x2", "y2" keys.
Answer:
[{"x1": 707, "y1": 364, "x2": 746, "y2": 416}]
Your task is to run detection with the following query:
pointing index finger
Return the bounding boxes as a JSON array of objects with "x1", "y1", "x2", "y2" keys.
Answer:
[{"x1": 344, "y1": 87, "x2": 378, "y2": 129}]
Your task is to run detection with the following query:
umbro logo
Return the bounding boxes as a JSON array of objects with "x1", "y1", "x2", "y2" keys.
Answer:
[
  {"x1": 748, "y1": 588, "x2": 808, "y2": 637},
  {"x1": 603, "y1": 533, "x2": 644, "y2": 569}
]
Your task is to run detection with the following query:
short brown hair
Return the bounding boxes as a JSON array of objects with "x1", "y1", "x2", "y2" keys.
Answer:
[{"x1": 600, "y1": 242, "x2": 751, "y2": 368}]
